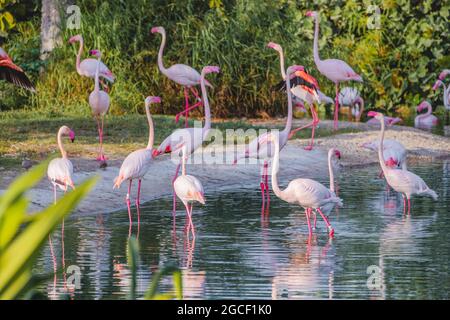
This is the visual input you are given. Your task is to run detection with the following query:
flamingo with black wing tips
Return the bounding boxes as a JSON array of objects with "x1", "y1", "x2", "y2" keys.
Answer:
[{"x1": 0, "y1": 47, "x2": 35, "y2": 91}]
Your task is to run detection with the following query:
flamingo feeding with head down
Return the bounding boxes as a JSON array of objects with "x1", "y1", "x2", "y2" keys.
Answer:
[
  {"x1": 174, "y1": 144, "x2": 206, "y2": 240},
  {"x1": 234, "y1": 65, "x2": 311, "y2": 209},
  {"x1": 47, "y1": 126, "x2": 76, "y2": 203},
  {"x1": 368, "y1": 111, "x2": 438, "y2": 214},
  {"x1": 268, "y1": 42, "x2": 324, "y2": 150},
  {"x1": 414, "y1": 100, "x2": 439, "y2": 129},
  {"x1": 362, "y1": 139, "x2": 407, "y2": 171},
  {"x1": 113, "y1": 96, "x2": 161, "y2": 225},
  {"x1": 68, "y1": 35, "x2": 115, "y2": 85},
  {"x1": 0, "y1": 47, "x2": 35, "y2": 91},
  {"x1": 338, "y1": 87, "x2": 364, "y2": 122},
  {"x1": 306, "y1": 11, "x2": 363, "y2": 130},
  {"x1": 265, "y1": 133, "x2": 342, "y2": 238},
  {"x1": 153, "y1": 66, "x2": 219, "y2": 213},
  {"x1": 432, "y1": 70, "x2": 450, "y2": 123},
  {"x1": 89, "y1": 50, "x2": 110, "y2": 162},
  {"x1": 151, "y1": 26, "x2": 210, "y2": 128}
]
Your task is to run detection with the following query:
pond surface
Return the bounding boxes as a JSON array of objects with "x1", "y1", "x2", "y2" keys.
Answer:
[{"x1": 34, "y1": 161, "x2": 450, "y2": 300}]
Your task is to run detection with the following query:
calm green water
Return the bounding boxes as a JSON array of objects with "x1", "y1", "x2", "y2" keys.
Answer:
[{"x1": 34, "y1": 161, "x2": 450, "y2": 300}]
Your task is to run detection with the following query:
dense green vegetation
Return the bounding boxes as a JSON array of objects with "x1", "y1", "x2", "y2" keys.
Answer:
[{"x1": 1, "y1": 0, "x2": 449, "y2": 119}]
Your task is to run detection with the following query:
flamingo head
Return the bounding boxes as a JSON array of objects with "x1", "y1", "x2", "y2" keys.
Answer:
[
  {"x1": 334, "y1": 149, "x2": 342, "y2": 160},
  {"x1": 386, "y1": 157, "x2": 398, "y2": 168},
  {"x1": 194, "y1": 192, "x2": 206, "y2": 205},
  {"x1": 417, "y1": 101, "x2": 430, "y2": 113},
  {"x1": 439, "y1": 70, "x2": 449, "y2": 81},
  {"x1": 306, "y1": 11, "x2": 317, "y2": 18},
  {"x1": 60, "y1": 126, "x2": 75, "y2": 142},
  {"x1": 267, "y1": 42, "x2": 282, "y2": 52},
  {"x1": 145, "y1": 96, "x2": 162, "y2": 106},
  {"x1": 287, "y1": 65, "x2": 305, "y2": 76},
  {"x1": 68, "y1": 34, "x2": 82, "y2": 44},
  {"x1": 432, "y1": 80, "x2": 443, "y2": 91},
  {"x1": 89, "y1": 49, "x2": 101, "y2": 58},
  {"x1": 202, "y1": 66, "x2": 220, "y2": 75},
  {"x1": 387, "y1": 117, "x2": 402, "y2": 126},
  {"x1": 367, "y1": 111, "x2": 383, "y2": 121},
  {"x1": 69, "y1": 130, "x2": 76, "y2": 143},
  {"x1": 151, "y1": 26, "x2": 164, "y2": 34}
]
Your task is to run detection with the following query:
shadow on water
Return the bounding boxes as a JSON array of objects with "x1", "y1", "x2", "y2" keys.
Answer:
[{"x1": 34, "y1": 161, "x2": 450, "y2": 299}]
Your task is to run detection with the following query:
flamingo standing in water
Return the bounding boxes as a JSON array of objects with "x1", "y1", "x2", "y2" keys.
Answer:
[
  {"x1": 368, "y1": 111, "x2": 438, "y2": 214},
  {"x1": 68, "y1": 35, "x2": 115, "y2": 85},
  {"x1": 432, "y1": 70, "x2": 450, "y2": 123},
  {"x1": 89, "y1": 50, "x2": 110, "y2": 162},
  {"x1": 47, "y1": 126, "x2": 76, "y2": 202},
  {"x1": 338, "y1": 87, "x2": 364, "y2": 122},
  {"x1": 267, "y1": 42, "x2": 323, "y2": 150},
  {"x1": 306, "y1": 11, "x2": 363, "y2": 130},
  {"x1": 234, "y1": 65, "x2": 311, "y2": 209},
  {"x1": 151, "y1": 26, "x2": 209, "y2": 128},
  {"x1": 174, "y1": 144, "x2": 206, "y2": 240},
  {"x1": 114, "y1": 96, "x2": 161, "y2": 225},
  {"x1": 265, "y1": 133, "x2": 342, "y2": 238},
  {"x1": 0, "y1": 47, "x2": 35, "y2": 91},
  {"x1": 153, "y1": 66, "x2": 219, "y2": 213},
  {"x1": 414, "y1": 101, "x2": 439, "y2": 129}
]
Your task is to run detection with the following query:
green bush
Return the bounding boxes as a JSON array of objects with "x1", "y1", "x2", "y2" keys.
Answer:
[{"x1": 1, "y1": 0, "x2": 449, "y2": 118}]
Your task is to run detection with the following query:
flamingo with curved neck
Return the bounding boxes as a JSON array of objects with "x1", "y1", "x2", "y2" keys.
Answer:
[
  {"x1": 414, "y1": 101, "x2": 439, "y2": 129},
  {"x1": 151, "y1": 26, "x2": 208, "y2": 128},
  {"x1": 433, "y1": 70, "x2": 450, "y2": 124},
  {"x1": 368, "y1": 111, "x2": 438, "y2": 214},
  {"x1": 306, "y1": 11, "x2": 363, "y2": 130},
  {"x1": 89, "y1": 50, "x2": 110, "y2": 162},
  {"x1": 114, "y1": 96, "x2": 161, "y2": 226}
]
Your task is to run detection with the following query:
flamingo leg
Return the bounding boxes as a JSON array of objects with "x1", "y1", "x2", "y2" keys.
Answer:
[
  {"x1": 264, "y1": 161, "x2": 270, "y2": 206},
  {"x1": 175, "y1": 87, "x2": 203, "y2": 124},
  {"x1": 100, "y1": 115, "x2": 107, "y2": 161},
  {"x1": 136, "y1": 179, "x2": 142, "y2": 225},
  {"x1": 260, "y1": 164, "x2": 266, "y2": 206},
  {"x1": 126, "y1": 179, "x2": 132, "y2": 225},
  {"x1": 334, "y1": 83, "x2": 340, "y2": 131},
  {"x1": 172, "y1": 164, "x2": 181, "y2": 214},
  {"x1": 289, "y1": 118, "x2": 316, "y2": 139},
  {"x1": 304, "y1": 104, "x2": 319, "y2": 151},
  {"x1": 407, "y1": 198, "x2": 411, "y2": 215},
  {"x1": 402, "y1": 194, "x2": 407, "y2": 215},
  {"x1": 184, "y1": 87, "x2": 190, "y2": 128},
  {"x1": 305, "y1": 209, "x2": 313, "y2": 238},
  {"x1": 187, "y1": 203, "x2": 195, "y2": 240},
  {"x1": 317, "y1": 208, "x2": 334, "y2": 237},
  {"x1": 313, "y1": 211, "x2": 317, "y2": 230}
]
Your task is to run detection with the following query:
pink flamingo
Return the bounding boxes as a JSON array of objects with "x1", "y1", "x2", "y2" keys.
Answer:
[
  {"x1": 68, "y1": 35, "x2": 115, "y2": 85},
  {"x1": 113, "y1": 96, "x2": 161, "y2": 225},
  {"x1": 153, "y1": 66, "x2": 219, "y2": 212},
  {"x1": 234, "y1": 65, "x2": 309, "y2": 208},
  {"x1": 362, "y1": 139, "x2": 407, "y2": 171},
  {"x1": 367, "y1": 116, "x2": 402, "y2": 127},
  {"x1": 432, "y1": 71, "x2": 450, "y2": 123},
  {"x1": 47, "y1": 126, "x2": 76, "y2": 202},
  {"x1": 89, "y1": 50, "x2": 110, "y2": 162},
  {"x1": 414, "y1": 100, "x2": 439, "y2": 129},
  {"x1": 265, "y1": 133, "x2": 342, "y2": 238},
  {"x1": 368, "y1": 111, "x2": 438, "y2": 214},
  {"x1": 151, "y1": 26, "x2": 210, "y2": 128},
  {"x1": 174, "y1": 144, "x2": 206, "y2": 240},
  {"x1": 338, "y1": 87, "x2": 365, "y2": 122},
  {"x1": 306, "y1": 11, "x2": 363, "y2": 130},
  {"x1": 0, "y1": 47, "x2": 35, "y2": 91},
  {"x1": 268, "y1": 42, "x2": 322, "y2": 150}
]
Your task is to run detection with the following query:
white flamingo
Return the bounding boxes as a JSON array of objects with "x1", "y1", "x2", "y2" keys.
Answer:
[
  {"x1": 0, "y1": 47, "x2": 35, "y2": 91},
  {"x1": 338, "y1": 87, "x2": 365, "y2": 122},
  {"x1": 266, "y1": 133, "x2": 342, "y2": 238},
  {"x1": 151, "y1": 26, "x2": 210, "y2": 127},
  {"x1": 234, "y1": 65, "x2": 306, "y2": 207},
  {"x1": 368, "y1": 111, "x2": 438, "y2": 214},
  {"x1": 367, "y1": 115, "x2": 402, "y2": 127},
  {"x1": 89, "y1": 50, "x2": 110, "y2": 162},
  {"x1": 414, "y1": 100, "x2": 439, "y2": 129},
  {"x1": 174, "y1": 144, "x2": 206, "y2": 240},
  {"x1": 432, "y1": 70, "x2": 450, "y2": 123},
  {"x1": 362, "y1": 139, "x2": 407, "y2": 170},
  {"x1": 47, "y1": 126, "x2": 76, "y2": 202},
  {"x1": 68, "y1": 35, "x2": 115, "y2": 83},
  {"x1": 153, "y1": 66, "x2": 219, "y2": 212},
  {"x1": 306, "y1": 11, "x2": 363, "y2": 130},
  {"x1": 113, "y1": 96, "x2": 161, "y2": 224}
]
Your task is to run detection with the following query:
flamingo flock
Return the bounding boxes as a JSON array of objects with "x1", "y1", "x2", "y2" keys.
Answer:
[{"x1": 1, "y1": 13, "x2": 444, "y2": 244}]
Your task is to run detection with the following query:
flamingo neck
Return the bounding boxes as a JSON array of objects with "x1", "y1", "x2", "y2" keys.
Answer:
[
  {"x1": 328, "y1": 152, "x2": 335, "y2": 193},
  {"x1": 94, "y1": 55, "x2": 101, "y2": 92},
  {"x1": 181, "y1": 145, "x2": 187, "y2": 176},
  {"x1": 271, "y1": 138, "x2": 285, "y2": 201},
  {"x1": 157, "y1": 31, "x2": 168, "y2": 74},
  {"x1": 145, "y1": 103, "x2": 154, "y2": 150},
  {"x1": 278, "y1": 49, "x2": 287, "y2": 80},
  {"x1": 378, "y1": 117, "x2": 388, "y2": 174},
  {"x1": 312, "y1": 15, "x2": 322, "y2": 67},
  {"x1": 200, "y1": 72, "x2": 211, "y2": 131},
  {"x1": 57, "y1": 128, "x2": 68, "y2": 159},
  {"x1": 76, "y1": 38, "x2": 84, "y2": 74},
  {"x1": 282, "y1": 69, "x2": 294, "y2": 136}
]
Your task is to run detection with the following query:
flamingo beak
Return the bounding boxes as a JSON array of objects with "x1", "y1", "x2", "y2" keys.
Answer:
[
  {"x1": 69, "y1": 131, "x2": 76, "y2": 143},
  {"x1": 432, "y1": 81, "x2": 440, "y2": 91},
  {"x1": 196, "y1": 192, "x2": 206, "y2": 205},
  {"x1": 367, "y1": 111, "x2": 378, "y2": 117},
  {"x1": 151, "y1": 27, "x2": 159, "y2": 34}
]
